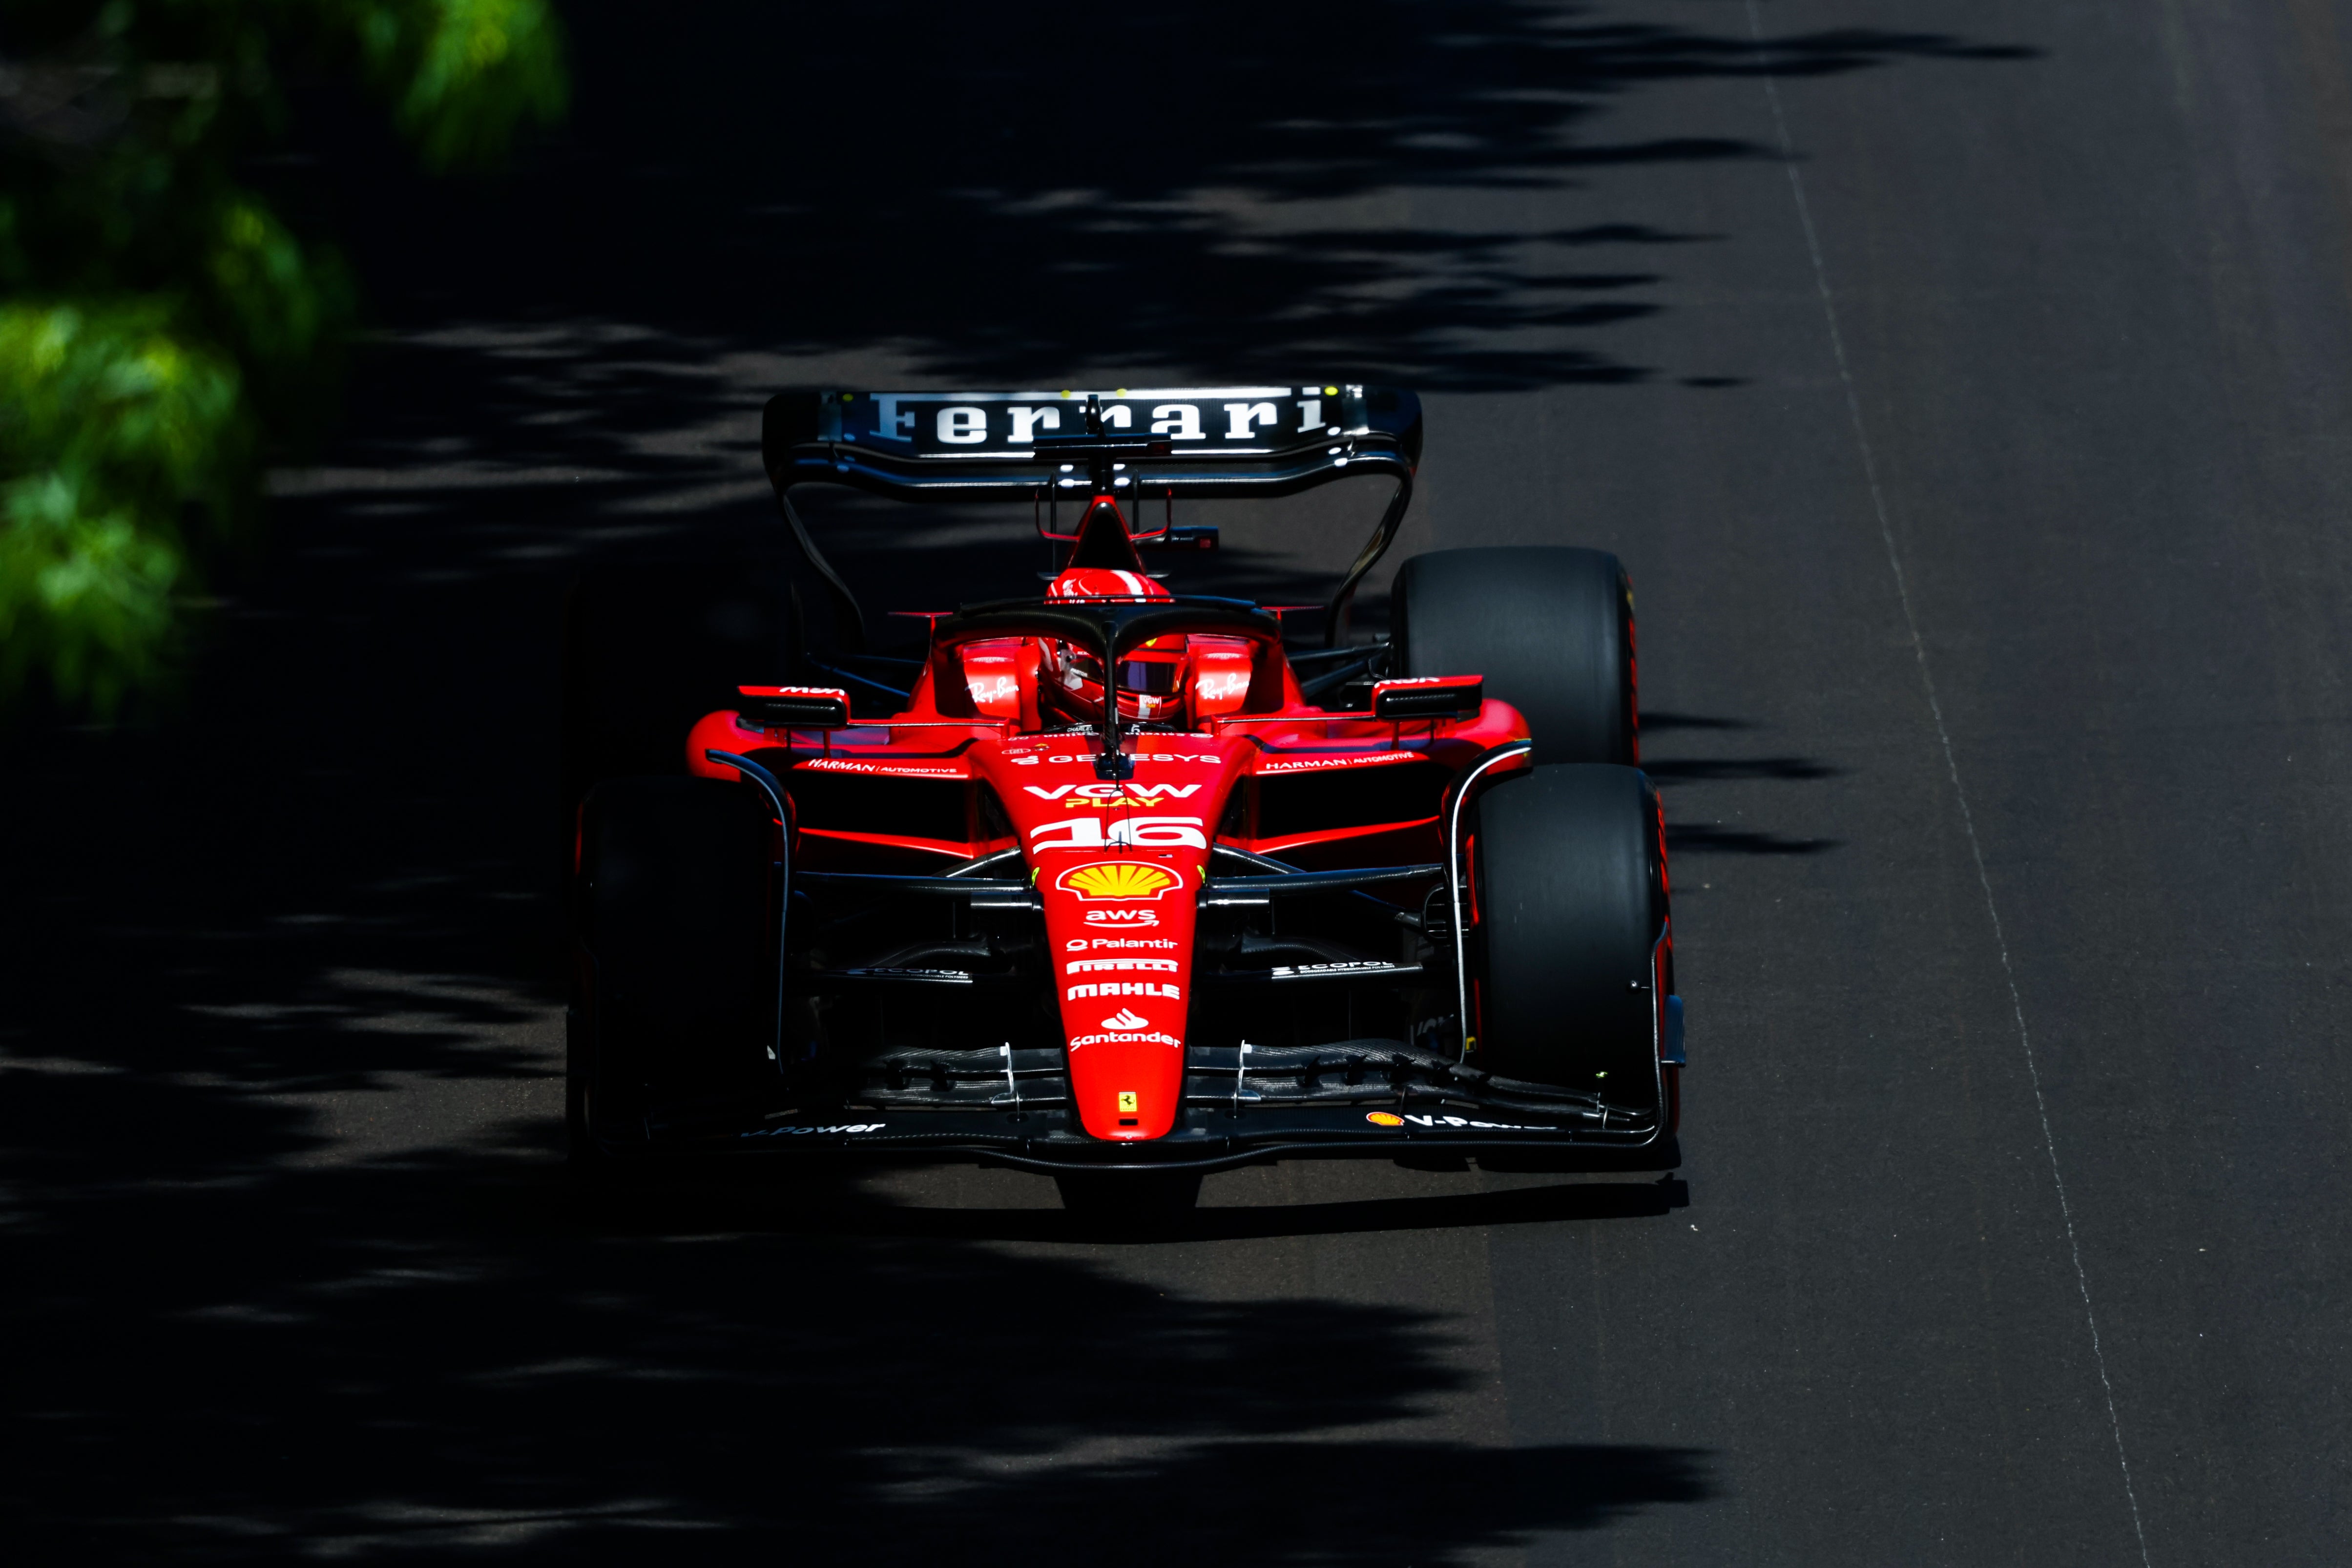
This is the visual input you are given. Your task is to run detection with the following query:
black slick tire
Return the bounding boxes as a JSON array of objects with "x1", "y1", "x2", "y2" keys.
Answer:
[
  {"x1": 1394, "y1": 546, "x2": 1636, "y2": 764},
  {"x1": 1473, "y1": 763, "x2": 1665, "y2": 1112},
  {"x1": 571, "y1": 776, "x2": 777, "y2": 1169}
]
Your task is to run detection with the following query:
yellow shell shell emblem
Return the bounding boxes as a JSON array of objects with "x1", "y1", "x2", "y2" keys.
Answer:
[
  {"x1": 1058, "y1": 861, "x2": 1180, "y2": 900},
  {"x1": 1365, "y1": 1111, "x2": 1405, "y2": 1128}
]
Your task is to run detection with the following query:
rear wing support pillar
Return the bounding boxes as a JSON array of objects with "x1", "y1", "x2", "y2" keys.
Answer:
[
  {"x1": 1323, "y1": 469, "x2": 1414, "y2": 648},
  {"x1": 777, "y1": 485, "x2": 868, "y2": 655}
]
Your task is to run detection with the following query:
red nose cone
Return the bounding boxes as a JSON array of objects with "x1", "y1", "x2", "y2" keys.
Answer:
[
  {"x1": 977, "y1": 737, "x2": 1241, "y2": 1143},
  {"x1": 1037, "y1": 850, "x2": 1192, "y2": 1140}
]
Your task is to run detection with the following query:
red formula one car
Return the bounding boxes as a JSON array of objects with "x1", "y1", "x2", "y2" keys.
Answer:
[{"x1": 562, "y1": 385, "x2": 1682, "y2": 1208}]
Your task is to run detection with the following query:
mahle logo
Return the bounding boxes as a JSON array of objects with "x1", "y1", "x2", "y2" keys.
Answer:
[{"x1": 1056, "y1": 862, "x2": 1180, "y2": 901}]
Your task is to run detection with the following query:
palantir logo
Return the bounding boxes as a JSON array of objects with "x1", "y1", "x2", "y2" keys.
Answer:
[{"x1": 1100, "y1": 1008, "x2": 1149, "y2": 1031}]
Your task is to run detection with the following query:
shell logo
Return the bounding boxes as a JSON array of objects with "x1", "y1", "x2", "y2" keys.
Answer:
[
  {"x1": 1365, "y1": 1111, "x2": 1405, "y2": 1127},
  {"x1": 1056, "y1": 861, "x2": 1181, "y2": 901}
]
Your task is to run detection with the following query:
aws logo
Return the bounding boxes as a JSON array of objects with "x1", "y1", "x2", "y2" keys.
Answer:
[{"x1": 1055, "y1": 862, "x2": 1183, "y2": 901}]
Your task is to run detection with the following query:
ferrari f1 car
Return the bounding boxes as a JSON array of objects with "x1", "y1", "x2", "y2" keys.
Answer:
[{"x1": 563, "y1": 384, "x2": 1683, "y2": 1206}]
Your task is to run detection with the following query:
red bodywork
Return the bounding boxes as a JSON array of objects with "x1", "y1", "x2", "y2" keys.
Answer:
[{"x1": 685, "y1": 499, "x2": 1534, "y2": 1144}]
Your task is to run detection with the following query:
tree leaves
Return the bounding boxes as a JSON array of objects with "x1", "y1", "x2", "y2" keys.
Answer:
[
  {"x1": 0, "y1": 0, "x2": 568, "y2": 716},
  {"x1": 367, "y1": 0, "x2": 571, "y2": 171},
  {"x1": 0, "y1": 301, "x2": 244, "y2": 712}
]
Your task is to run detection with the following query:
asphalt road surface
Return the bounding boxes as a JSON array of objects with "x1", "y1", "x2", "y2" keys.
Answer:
[{"x1": 7, "y1": 1, "x2": 2350, "y2": 1562}]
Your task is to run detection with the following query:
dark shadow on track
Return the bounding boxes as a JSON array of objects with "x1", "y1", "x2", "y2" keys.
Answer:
[
  {"x1": 284, "y1": 2, "x2": 2036, "y2": 391},
  {"x1": 1644, "y1": 756, "x2": 1840, "y2": 783},
  {"x1": 1640, "y1": 711, "x2": 1758, "y2": 734},
  {"x1": 574, "y1": 1171, "x2": 1692, "y2": 1246},
  {"x1": 1639, "y1": 712, "x2": 1843, "y2": 856},
  {"x1": 3, "y1": 1131, "x2": 1717, "y2": 1563},
  {"x1": 1666, "y1": 824, "x2": 1842, "y2": 857}
]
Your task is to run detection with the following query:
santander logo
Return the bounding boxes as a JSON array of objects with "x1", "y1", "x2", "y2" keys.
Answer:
[{"x1": 1101, "y1": 1008, "x2": 1150, "y2": 1031}]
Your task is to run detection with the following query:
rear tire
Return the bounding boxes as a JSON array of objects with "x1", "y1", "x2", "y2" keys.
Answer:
[
  {"x1": 1473, "y1": 763, "x2": 1665, "y2": 1111},
  {"x1": 1393, "y1": 546, "x2": 1636, "y2": 764},
  {"x1": 572, "y1": 776, "x2": 777, "y2": 1163}
]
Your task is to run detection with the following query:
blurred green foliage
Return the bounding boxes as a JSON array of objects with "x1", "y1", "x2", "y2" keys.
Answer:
[{"x1": 0, "y1": 0, "x2": 567, "y2": 716}]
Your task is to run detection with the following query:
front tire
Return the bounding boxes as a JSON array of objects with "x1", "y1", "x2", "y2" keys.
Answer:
[
  {"x1": 572, "y1": 776, "x2": 777, "y2": 1165},
  {"x1": 1473, "y1": 763, "x2": 1667, "y2": 1114},
  {"x1": 1394, "y1": 546, "x2": 1637, "y2": 764}
]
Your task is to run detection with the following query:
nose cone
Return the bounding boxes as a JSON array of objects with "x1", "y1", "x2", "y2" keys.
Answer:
[
  {"x1": 976, "y1": 735, "x2": 1242, "y2": 1142},
  {"x1": 1035, "y1": 848, "x2": 1197, "y2": 1140}
]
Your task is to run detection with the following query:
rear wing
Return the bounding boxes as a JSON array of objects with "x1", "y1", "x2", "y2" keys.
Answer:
[
  {"x1": 762, "y1": 385, "x2": 1421, "y2": 502},
  {"x1": 759, "y1": 385, "x2": 1421, "y2": 651}
]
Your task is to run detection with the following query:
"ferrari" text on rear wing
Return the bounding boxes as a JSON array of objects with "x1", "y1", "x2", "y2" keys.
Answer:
[{"x1": 762, "y1": 384, "x2": 1421, "y2": 502}]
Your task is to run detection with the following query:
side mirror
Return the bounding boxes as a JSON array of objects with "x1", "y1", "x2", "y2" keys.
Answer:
[
  {"x1": 737, "y1": 685, "x2": 852, "y2": 729},
  {"x1": 1370, "y1": 674, "x2": 1482, "y2": 721}
]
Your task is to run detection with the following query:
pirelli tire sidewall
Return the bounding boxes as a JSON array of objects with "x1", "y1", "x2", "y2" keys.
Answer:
[
  {"x1": 574, "y1": 776, "x2": 776, "y2": 1151},
  {"x1": 1472, "y1": 762, "x2": 1665, "y2": 1109}
]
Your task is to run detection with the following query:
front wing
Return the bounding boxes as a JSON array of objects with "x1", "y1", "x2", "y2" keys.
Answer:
[{"x1": 626, "y1": 1047, "x2": 1677, "y2": 1175}]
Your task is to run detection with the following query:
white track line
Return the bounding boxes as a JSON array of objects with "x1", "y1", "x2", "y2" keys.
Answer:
[{"x1": 1740, "y1": 4, "x2": 2153, "y2": 1561}]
